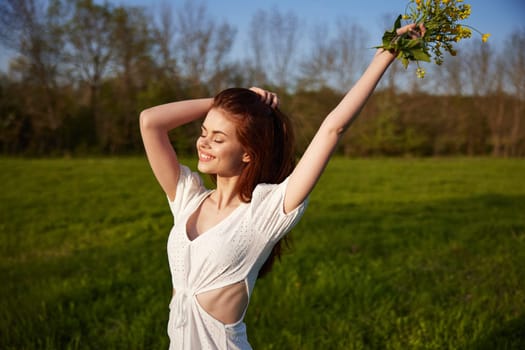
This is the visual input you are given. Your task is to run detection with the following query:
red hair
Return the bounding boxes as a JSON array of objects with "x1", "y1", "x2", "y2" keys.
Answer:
[{"x1": 211, "y1": 87, "x2": 296, "y2": 277}]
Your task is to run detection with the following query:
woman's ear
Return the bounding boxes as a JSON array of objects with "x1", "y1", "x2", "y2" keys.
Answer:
[{"x1": 242, "y1": 152, "x2": 251, "y2": 163}]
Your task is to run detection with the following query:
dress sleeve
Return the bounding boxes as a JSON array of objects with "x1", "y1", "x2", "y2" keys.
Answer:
[
  {"x1": 167, "y1": 165, "x2": 207, "y2": 222},
  {"x1": 250, "y1": 177, "x2": 309, "y2": 243}
]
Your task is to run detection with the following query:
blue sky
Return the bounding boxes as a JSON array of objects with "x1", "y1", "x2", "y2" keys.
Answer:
[
  {"x1": 168, "y1": 0, "x2": 521, "y2": 90},
  {"x1": 126, "y1": 0, "x2": 523, "y2": 49},
  {"x1": 2, "y1": 0, "x2": 523, "y2": 70},
  {"x1": 128, "y1": 0, "x2": 523, "y2": 73}
]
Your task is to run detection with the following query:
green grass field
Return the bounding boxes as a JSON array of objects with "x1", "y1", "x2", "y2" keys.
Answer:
[{"x1": 1, "y1": 157, "x2": 524, "y2": 349}]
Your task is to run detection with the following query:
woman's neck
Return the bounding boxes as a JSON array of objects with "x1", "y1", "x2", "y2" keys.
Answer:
[{"x1": 211, "y1": 175, "x2": 242, "y2": 210}]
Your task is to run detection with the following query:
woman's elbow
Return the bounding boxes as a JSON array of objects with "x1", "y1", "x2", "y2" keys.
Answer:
[
  {"x1": 320, "y1": 119, "x2": 346, "y2": 138},
  {"x1": 139, "y1": 108, "x2": 153, "y2": 130}
]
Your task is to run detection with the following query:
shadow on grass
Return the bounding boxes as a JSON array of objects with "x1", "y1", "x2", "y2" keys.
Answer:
[
  {"x1": 467, "y1": 315, "x2": 525, "y2": 350},
  {"x1": 3, "y1": 193, "x2": 525, "y2": 349},
  {"x1": 250, "y1": 193, "x2": 525, "y2": 349},
  {"x1": 307, "y1": 193, "x2": 525, "y2": 236},
  {"x1": 1, "y1": 232, "x2": 171, "y2": 350}
]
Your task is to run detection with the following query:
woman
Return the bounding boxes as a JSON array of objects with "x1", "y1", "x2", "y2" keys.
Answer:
[{"x1": 140, "y1": 23, "x2": 424, "y2": 350}]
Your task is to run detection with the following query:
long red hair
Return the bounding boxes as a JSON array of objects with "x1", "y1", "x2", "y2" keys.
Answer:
[{"x1": 211, "y1": 87, "x2": 295, "y2": 277}]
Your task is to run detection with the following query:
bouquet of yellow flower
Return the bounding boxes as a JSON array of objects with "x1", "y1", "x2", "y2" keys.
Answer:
[{"x1": 378, "y1": 0, "x2": 490, "y2": 78}]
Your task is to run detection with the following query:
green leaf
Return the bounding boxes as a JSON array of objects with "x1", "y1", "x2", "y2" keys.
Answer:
[
  {"x1": 376, "y1": 14, "x2": 403, "y2": 51},
  {"x1": 411, "y1": 49, "x2": 431, "y2": 62},
  {"x1": 393, "y1": 14, "x2": 402, "y2": 31},
  {"x1": 404, "y1": 38, "x2": 423, "y2": 49},
  {"x1": 382, "y1": 32, "x2": 396, "y2": 48},
  {"x1": 401, "y1": 57, "x2": 409, "y2": 69}
]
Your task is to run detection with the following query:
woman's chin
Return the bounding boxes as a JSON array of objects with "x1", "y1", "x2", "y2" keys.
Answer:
[{"x1": 197, "y1": 162, "x2": 212, "y2": 174}]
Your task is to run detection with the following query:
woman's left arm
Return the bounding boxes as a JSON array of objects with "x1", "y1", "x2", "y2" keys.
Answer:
[{"x1": 284, "y1": 23, "x2": 423, "y2": 213}]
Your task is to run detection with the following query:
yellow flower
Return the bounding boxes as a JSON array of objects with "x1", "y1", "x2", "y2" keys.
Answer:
[
  {"x1": 455, "y1": 25, "x2": 472, "y2": 40},
  {"x1": 416, "y1": 67, "x2": 426, "y2": 79},
  {"x1": 459, "y1": 4, "x2": 471, "y2": 19},
  {"x1": 379, "y1": 0, "x2": 487, "y2": 78}
]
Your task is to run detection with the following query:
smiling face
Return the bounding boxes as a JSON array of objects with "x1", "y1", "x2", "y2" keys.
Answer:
[{"x1": 196, "y1": 108, "x2": 250, "y2": 177}]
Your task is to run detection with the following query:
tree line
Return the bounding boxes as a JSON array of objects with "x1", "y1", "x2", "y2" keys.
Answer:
[{"x1": 0, "y1": 0, "x2": 523, "y2": 157}]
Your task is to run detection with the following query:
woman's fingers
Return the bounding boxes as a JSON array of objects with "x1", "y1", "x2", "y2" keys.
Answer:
[
  {"x1": 396, "y1": 23, "x2": 414, "y2": 36},
  {"x1": 249, "y1": 86, "x2": 264, "y2": 95},
  {"x1": 419, "y1": 23, "x2": 427, "y2": 37},
  {"x1": 396, "y1": 23, "x2": 426, "y2": 39},
  {"x1": 249, "y1": 86, "x2": 279, "y2": 108},
  {"x1": 266, "y1": 92, "x2": 279, "y2": 108}
]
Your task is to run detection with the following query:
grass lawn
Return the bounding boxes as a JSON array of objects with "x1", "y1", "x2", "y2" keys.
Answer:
[{"x1": 1, "y1": 157, "x2": 524, "y2": 349}]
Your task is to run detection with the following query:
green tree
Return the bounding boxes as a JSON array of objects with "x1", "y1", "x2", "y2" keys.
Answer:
[
  {"x1": 173, "y1": 1, "x2": 236, "y2": 94},
  {"x1": 105, "y1": 5, "x2": 155, "y2": 153},
  {"x1": 0, "y1": 0, "x2": 71, "y2": 153},
  {"x1": 66, "y1": 0, "x2": 114, "y2": 151}
]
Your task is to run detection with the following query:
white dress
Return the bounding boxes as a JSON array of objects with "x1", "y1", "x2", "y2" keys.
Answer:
[{"x1": 166, "y1": 165, "x2": 308, "y2": 349}]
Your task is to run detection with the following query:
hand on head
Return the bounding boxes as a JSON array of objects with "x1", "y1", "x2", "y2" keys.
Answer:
[{"x1": 249, "y1": 87, "x2": 279, "y2": 109}]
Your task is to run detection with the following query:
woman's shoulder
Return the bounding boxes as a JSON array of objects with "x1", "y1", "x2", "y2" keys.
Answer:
[
  {"x1": 251, "y1": 178, "x2": 289, "y2": 206},
  {"x1": 178, "y1": 164, "x2": 206, "y2": 189},
  {"x1": 253, "y1": 178, "x2": 285, "y2": 193},
  {"x1": 167, "y1": 164, "x2": 208, "y2": 213}
]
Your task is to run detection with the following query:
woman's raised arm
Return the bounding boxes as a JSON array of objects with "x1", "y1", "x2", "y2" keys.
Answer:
[
  {"x1": 140, "y1": 98, "x2": 213, "y2": 201},
  {"x1": 284, "y1": 24, "x2": 424, "y2": 213}
]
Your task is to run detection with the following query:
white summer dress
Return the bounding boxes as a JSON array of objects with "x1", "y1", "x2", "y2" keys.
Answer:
[{"x1": 166, "y1": 165, "x2": 308, "y2": 349}]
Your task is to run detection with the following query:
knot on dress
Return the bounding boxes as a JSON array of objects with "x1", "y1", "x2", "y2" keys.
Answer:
[{"x1": 170, "y1": 287, "x2": 194, "y2": 328}]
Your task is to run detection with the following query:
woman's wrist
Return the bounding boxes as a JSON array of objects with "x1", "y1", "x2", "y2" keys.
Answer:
[
  {"x1": 375, "y1": 48, "x2": 397, "y2": 60},
  {"x1": 373, "y1": 48, "x2": 397, "y2": 68}
]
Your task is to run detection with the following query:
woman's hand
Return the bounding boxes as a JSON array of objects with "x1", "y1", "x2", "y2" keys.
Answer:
[
  {"x1": 376, "y1": 22, "x2": 427, "y2": 58},
  {"x1": 397, "y1": 22, "x2": 426, "y2": 39},
  {"x1": 249, "y1": 87, "x2": 279, "y2": 109}
]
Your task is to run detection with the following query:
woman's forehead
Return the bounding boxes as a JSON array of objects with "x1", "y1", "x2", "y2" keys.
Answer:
[{"x1": 203, "y1": 109, "x2": 237, "y2": 134}]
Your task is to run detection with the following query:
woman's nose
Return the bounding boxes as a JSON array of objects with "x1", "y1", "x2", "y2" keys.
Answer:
[{"x1": 198, "y1": 136, "x2": 210, "y2": 148}]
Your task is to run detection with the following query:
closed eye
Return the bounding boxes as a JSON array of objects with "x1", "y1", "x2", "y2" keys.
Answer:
[
  {"x1": 200, "y1": 124, "x2": 227, "y2": 143},
  {"x1": 200, "y1": 126, "x2": 207, "y2": 138}
]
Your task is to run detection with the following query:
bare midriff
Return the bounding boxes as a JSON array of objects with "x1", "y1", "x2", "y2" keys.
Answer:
[{"x1": 173, "y1": 280, "x2": 248, "y2": 325}]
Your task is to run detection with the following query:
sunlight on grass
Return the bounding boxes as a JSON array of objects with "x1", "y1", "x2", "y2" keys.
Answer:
[{"x1": 1, "y1": 157, "x2": 524, "y2": 349}]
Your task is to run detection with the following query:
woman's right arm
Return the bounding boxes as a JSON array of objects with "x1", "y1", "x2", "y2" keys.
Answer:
[{"x1": 139, "y1": 98, "x2": 213, "y2": 201}]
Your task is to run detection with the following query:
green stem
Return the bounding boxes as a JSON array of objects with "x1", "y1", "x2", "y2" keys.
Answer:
[{"x1": 461, "y1": 24, "x2": 484, "y2": 36}]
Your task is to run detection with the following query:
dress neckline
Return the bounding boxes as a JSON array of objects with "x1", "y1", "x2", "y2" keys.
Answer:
[{"x1": 184, "y1": 190, "x2": 247, "y2": 243}]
